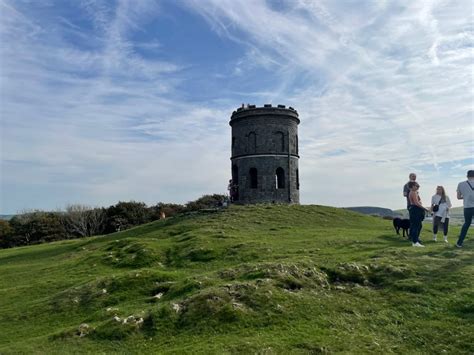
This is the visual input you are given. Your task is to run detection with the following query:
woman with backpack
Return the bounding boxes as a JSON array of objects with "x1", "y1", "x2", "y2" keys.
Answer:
[{"x1": 431, "y1": 186, "x2": 452, "y2": 243}]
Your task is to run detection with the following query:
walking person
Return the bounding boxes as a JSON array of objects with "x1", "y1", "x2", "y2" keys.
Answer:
[
  {"x1": 456, "y1": 170, "x2": 474, "y2": 248},
  {"x1": 403, "y1": 173, "x2": 417, "y2": 209},
  {"x1": 431, "y1": 186, "x2": 452, "y2": 242},
  {"x1": 407, "y1": 181, "x2": 429, "y2": 247},
  {"x1": 227, "y1": 179, "x2": 234, "y2": 202}
]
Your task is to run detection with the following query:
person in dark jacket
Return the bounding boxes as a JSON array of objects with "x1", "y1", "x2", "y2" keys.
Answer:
[{"x1": 407, "y1": 181, "x2": 429, "y2": 247}]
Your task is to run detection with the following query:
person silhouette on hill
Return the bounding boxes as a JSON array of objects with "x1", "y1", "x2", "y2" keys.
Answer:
[
  {"x1": 456, "y1": 170, "x2": 474, "y2": 248},
  {"x1": 430, "y1": 186, "x2": 452, "y2": 243},
  {"x1": 407, "y1": 181, "x2": 429, "y2": 247},
  {"x1": 403, "y1": 173, "x2": 417, "y2": 209}
]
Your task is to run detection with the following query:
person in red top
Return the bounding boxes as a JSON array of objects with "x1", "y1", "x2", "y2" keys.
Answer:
[{"x1": 407, "y1": 181, "x2": 429, "y2": 247}]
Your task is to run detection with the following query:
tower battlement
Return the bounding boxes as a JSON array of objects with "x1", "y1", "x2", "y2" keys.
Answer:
[{"x1": 231, "y1": 104, "x2": 299, "y2": 123}]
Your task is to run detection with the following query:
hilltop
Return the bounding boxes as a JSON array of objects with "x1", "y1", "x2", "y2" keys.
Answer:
[
  {"x1": 0, "y1": 205, "x2": 472, "y2": 354},
  {"x1": 344, "y1": 206, "x2": 402, "y2": 217}
]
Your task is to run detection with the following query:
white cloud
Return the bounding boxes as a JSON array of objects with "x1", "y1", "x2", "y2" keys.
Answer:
[
  {"x1": 0, "y1": 0, "x2": 231, "y2": 212},
  {"x1": 0, "y1": 0, "x2": 473, "y2": 213},
  {"x1": 182, "y1": 0, "x2": 474, "y2": 208}
]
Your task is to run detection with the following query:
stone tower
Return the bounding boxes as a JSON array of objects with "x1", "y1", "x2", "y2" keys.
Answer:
[{"x1": 229, "y1": 104, "x2": 300, "y2": 204}]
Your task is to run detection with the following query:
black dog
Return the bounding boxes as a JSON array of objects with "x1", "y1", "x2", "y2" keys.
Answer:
[{"x1": 393, "y1": 218, "x2": 410, "y2": 239}]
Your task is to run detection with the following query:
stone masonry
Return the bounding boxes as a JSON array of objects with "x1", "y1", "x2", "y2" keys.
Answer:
[{"x1": 229, "y1": 104, "x2": 300, "y2": 204}]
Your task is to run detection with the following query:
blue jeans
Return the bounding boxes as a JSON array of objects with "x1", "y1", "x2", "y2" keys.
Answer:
[
  {"x1": 409, "y1": 206, "x2": 424, "y2": 243},
  {"x1": 457, "y1": 207, "x2": 474, "y2": 246}
]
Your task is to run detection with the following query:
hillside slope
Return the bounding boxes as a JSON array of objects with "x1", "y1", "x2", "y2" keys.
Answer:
[{"x1": 0, "y1": 205, "x2": 473, "y2": 354}]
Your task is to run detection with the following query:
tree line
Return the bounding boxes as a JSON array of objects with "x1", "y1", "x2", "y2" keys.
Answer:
[{"x1": 0, "y1": 194, "x2": 226, "y2": 249}]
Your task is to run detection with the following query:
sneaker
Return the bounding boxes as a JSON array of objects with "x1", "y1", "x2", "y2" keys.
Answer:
[
  {"x1": 444, "y1": 237, "x2": 448, "y2": 243},
  {"x1": 455, "y1": 243, "x2": 462, "y2": 248},
  {"x1": 413, "y1": 242, "x2": 425, "y2": 247},
  {"x1": 433, "y1": 236, "x2": 437, "y2": 242}
]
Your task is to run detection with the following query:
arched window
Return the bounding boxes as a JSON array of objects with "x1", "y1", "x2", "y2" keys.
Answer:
[
  {"x1": 248, "y1": 132, "x2": 256, "y2": 153},
  {"x1": 276, "y1": 167, "x2": 285, "y2": 189},
  {"x1": 232, "y1": 165, "x2": 239, "y2": 184},
  {"x1": 249, "y1": 168, "x2": 258, "y2": 189},
  {"x1": 232, "y1": 137, "x2": 236, "y2": 149},
  {"x1": 274, "y1": 131, "x2": 285, "y2": 152},
  {"x1": 231, "y1": 165, "x2": 239, "y2": 201},
  {"x1": 296, "y1": 169, "x2": 300, "y2": 190}
]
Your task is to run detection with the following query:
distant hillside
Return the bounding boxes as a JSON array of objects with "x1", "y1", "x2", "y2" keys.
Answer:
[
  {"x1": 0, "y1": 215, "x2": 14, "y2": 221},
  {"x1": 0, "y1": 205, "x2": 471, "y2": 354},
  {"x1": 395, "y1": 206, "x2": 466, "y2": 225},
  {"x1": 344, "y1": 206, "x2": 402, "y2": 217}
]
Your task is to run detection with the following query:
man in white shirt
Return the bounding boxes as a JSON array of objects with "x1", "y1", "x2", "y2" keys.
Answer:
[{"x1": 456, "y1": 170, "x2": 474, "y2": 247}]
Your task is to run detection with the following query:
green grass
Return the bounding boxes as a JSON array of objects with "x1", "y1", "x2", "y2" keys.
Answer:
[{"x1": 0, "y1": 205, "x2": 473, "y2": 354}]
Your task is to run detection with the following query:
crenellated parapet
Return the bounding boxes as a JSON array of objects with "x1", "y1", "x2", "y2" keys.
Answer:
[{"x1": 230, "y1": 104, "x2": 299, "y2": 124}]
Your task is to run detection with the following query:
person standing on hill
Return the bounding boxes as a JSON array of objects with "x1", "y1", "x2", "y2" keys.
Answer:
[
  {"x1": 403, "y1": 173, "x2": 417, "y2": 209},
  {"x1": 456, "y1": 170, "x2": 474, "y2": 248},
  {"x1": 408, "y1": 181, "x2": 428, "y2": 247},
  {"x1": 430, "y1": 186, "x2": 452, "y2": 243}
]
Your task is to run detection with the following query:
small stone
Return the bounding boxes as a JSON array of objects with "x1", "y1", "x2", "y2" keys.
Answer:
[
  {"x1": 153, "y1": 293, "x2": 164, "y2": 299},
  {"x1": 78, "y1": 323, "x2": 90, "y2": 337},
  {"x1": 102, "y1": 289, "x2": 107, "y2": 294},
  {"x1": 172, "y1": 303, "x2": 181, "y2": 313},
  {"x1": 232, "y1": 302, "x2": 244, "y2": 310},
  {"x1": 124, "y1": 315, "x2": 136, "y2": 324},
  {"x1": 113, "y1": 316, "x2": 121, "y2": 322}
]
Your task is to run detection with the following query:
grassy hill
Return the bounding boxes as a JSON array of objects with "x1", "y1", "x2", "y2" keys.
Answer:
[{"x1": 0, "y1": 205, "x2": 473, "y2": 354}]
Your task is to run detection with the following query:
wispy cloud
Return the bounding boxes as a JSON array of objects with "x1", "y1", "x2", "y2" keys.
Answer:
[
  {"x1": 0, "y1": 0, "x2": 473, "y2": 213},
  {"x1": 182, "y1": 0, "x2": 473, "y2": 207},
  {"x1": 0, "y1": 0, "x2": 232, "y2": 212}
]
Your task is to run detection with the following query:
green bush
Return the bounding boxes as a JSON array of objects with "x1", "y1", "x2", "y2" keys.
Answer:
[
  {"x1": 8, "y1": 211, "x2": 67, "y2": 246},
  {"x1": 185, "y1": 194, "x2": 227, "y2": 211}
]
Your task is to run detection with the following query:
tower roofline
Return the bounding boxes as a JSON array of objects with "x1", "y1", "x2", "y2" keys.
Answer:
[{"x1": 230, "y1": 104, "x2": 299, "y2": 125}]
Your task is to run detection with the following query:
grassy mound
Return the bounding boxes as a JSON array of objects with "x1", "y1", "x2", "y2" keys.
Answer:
[{"x1": 0, "y1": 205, "x2": 473, "y2": 354}]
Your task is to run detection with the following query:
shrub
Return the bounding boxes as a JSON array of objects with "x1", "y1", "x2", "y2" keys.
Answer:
[
  {"x1": 0, "y1": 220, "x2": 14, "y2": 248},
  {"x1": 185, "y1": 194, "x2": 227, "y2": 211},
  {"x1": 150, "y1": 203, "x2": 186, "y2": 219},
  {"x1": 8, "y1": 211, "x2": 67, "y2": 246},
  {"x1": 62, "y1": 205, "x2": 106, "y2": 238},
  {"x1": 105, "y1": 201, "x2": 152, "y2": 233}
]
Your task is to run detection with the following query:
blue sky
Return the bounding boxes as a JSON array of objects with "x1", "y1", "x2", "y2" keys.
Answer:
[{"x1": 0, "y1": 0, "x2": 473, "y2": 214}]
